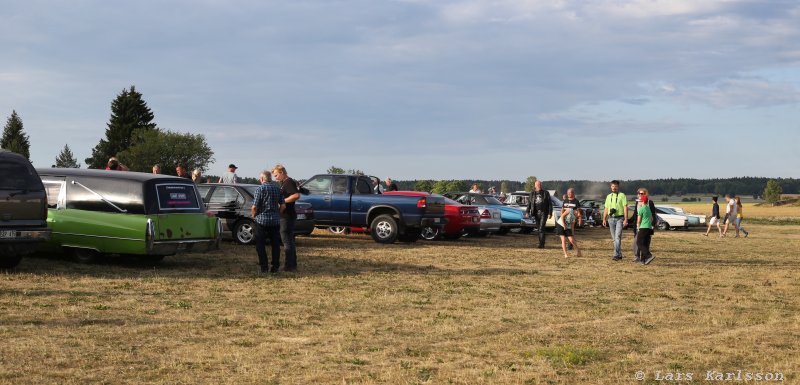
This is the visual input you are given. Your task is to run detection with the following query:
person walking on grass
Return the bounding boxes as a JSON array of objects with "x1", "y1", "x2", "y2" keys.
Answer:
[
  {"x1": 734, "y1": 196, "x2": 750, "y2": 238},
  {"x1": 251, "y1": 171, "x2": 284, "y2": 274},
  {"x1": 526, "y1": 180, "x2": 553, "y2": 249},
  {"x1": 602, "y1": 180, "x2": 629, "y2": 261},
  {"x1": 722, "y1": 194, "x2": 738, "y2": 237},
  {"x1": 556, "y1": 188, "x2": 583, "y2": 258},
  {"x1": 635, "y1": 188, "x2": 655, "y2": 265},
  {"x1": 704, "y1": 196, "x2": 722, "y2": 237}
]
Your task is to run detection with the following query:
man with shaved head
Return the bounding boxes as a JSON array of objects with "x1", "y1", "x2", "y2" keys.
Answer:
[{"x1": 526, "y1": 180, "x2": 553, "y2": 249}]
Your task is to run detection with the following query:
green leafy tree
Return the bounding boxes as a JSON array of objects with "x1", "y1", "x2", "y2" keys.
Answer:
[
  {"x1": 414, "y1": 180, "x2": 434, "y2": 192},
  {"x1": 500, "y1": 181, "x2": 509, "y2": 194},
  {"x1": 86, "y1": 86, "x2": 157, "y2": 169},
  {"x1": 763, "y1": 180, "x2": 783, "y2": 204},
  {"x1": 523, "y1": 176, "x2": 537, "y2": 192},
  {"x1": 431, "y1": 180, "x2": 448, "y2": 194},
  {"x1": 1, "y1": 110, "x2": 31, "y2": 159},
  {"x1": 54, "y1": 144, "x2": 81, "y2": 168},
  {"x1": 445, "y1": 180, "x2": 466, "y2": 193},
  {"x1": 327, "y1": 166, "x2": 345, "y2": 174},
  {"x1": 117, "y1": 128, "x2": 214, "y2": 175},
  {"x1": 347, "y1": 169, "x2": 365, "y2": 175}
]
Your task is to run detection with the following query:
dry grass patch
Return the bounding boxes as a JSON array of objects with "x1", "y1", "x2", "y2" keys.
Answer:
[{"x1": 1, "y1": 220, "x2": 798, "y2": 384}]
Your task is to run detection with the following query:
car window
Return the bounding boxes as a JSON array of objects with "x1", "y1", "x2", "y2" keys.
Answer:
[
  {"x1": 43, "y1": 180, "x2": 66, "y2": 209},
  {"x1": 443, "y1": 197, "x2": 459, "y2": 205},
  {"x1": 0, "y1": 159, "x2": 43, "y2": 191},
  {"x1": 472, "y1": 195, "x2": 488, "y2": 205},
  {"x1": 154, "y1": 183, "x2": 202, "y2": 211},
  {"x1": 209, "y1": 186, "x2": 242, "y2": 206},
  {"x1": 355, "y1": 177, "x2": 372, "y2": 194},
  {"x1": 67, "y1": 177, "x2": 146, "y2": 214},
  {"x1": 484, "y1": 196, "x2": 503, "y2": 205},
  {"x1": 332, "y1": 176, "x2": 348, "y2": 195},
  {"x1": 196, "y1": 185, "x2": 212, "y2": 201},
  {"x1": 303, "y1": 175, "x2": 331, "y2": 195}
]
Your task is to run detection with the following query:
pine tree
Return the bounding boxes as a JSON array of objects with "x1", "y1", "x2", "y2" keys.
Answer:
[
  {"x1": 763, "y1": 180, "x2": 783, "y2": 204},
  {"x1": 55, "y1": 144, "x2": 81, "y2": 168},
  {"x1": 1, "y1": 110, "x2": 31, "y2": 159},
  {"x1": 85, "y1": 86, "x2": 156, "y2": 168}
]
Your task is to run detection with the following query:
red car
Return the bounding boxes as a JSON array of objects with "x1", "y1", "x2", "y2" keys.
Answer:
[{"x1": 384, "y1": 191, "x2": 480, "y2": 240}]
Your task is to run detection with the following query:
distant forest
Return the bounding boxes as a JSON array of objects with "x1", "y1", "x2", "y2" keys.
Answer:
[{"x1": 393, "y1": 177, "x2": 799, "y2": 199}]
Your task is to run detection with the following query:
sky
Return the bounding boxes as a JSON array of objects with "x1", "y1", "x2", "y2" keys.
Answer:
[{"x1": 2, "y1": 0, "x2": 799, "y2": 181}]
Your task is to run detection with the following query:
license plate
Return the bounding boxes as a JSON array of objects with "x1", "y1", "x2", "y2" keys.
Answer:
[
  {"x1": 0, "y1": 230, "x2": 16, "y2": 238},
  {"x1": 296, "y1": 214, "x2": 306, "y2": 220}
]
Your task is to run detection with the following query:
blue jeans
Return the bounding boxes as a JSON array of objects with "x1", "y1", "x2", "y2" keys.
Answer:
[
  {"x1": 608, "y1": 216, "x2": 624, "y2": 257},
  {"x1": 280, "y1": 217, "x2": 297, "y2": 270}
]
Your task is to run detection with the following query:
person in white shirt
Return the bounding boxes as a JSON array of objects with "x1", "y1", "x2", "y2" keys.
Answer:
[{"x1": 722, "y1": 194, "x2": 738, "y2": 237}]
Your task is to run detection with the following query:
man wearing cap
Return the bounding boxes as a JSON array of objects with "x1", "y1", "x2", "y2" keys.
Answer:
[
  {"x1": 602, "y1": 180, "x2": 629, "y2": 261},
  {"x1": 219, "y1": 164, "x2": 238, "y2": 184}
]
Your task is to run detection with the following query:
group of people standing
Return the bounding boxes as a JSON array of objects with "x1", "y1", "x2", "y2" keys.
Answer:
[
  {"x1": 250, "y1": 164, "x2": 301, "y2": 274},
  {"x1": 526, "y1": 180, "x2": 656, "y2": 264}
]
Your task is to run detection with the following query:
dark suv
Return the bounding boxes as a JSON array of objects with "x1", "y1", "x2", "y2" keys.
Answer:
[{"x1": 0, "y1": 150, "x2": 51, "y2": 268}]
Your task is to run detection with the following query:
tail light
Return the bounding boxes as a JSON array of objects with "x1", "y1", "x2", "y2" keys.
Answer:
[
  {"x1": 145, "y1": 219, "x2": 155, "y2": 252},
  {"x1": 480, "y1": 209, "x2": 491, "y2": 219},
  {"x1": 417, "y1": 197, "x2": 427, "y2": 208}
]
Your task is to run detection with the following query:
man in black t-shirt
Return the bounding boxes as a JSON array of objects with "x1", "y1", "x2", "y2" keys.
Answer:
[
  {"x1": 384, "y1": 177, "x2": 398, "y2": 192},
  {"x1": 526, "y1": 180, "x2": 552, "y2": 248},
  {"x1": 272, "y1": 164, "x2": 301, "y2": 272},
  {"x1": 557, "y1": 188, "x2": 583, "y2": 258}
]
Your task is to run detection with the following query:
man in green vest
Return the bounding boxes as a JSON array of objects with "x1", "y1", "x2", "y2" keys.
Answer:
[{"x1": 602, "y1": 180, "x2": 629, "y2": 261}]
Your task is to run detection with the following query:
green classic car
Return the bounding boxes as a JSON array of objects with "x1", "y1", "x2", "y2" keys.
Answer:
[{"x1": 37, "y1": 168, "x2": 221, "y2": 263}]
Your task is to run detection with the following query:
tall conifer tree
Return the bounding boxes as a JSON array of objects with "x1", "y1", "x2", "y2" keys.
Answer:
[
  {"x1": 55, "y1": 144, "x2": 81, "y2": 168},
  {"x1": 1, "y1": 110, "x2": 31, "y2": 159},
  {"x1": 86, "y1": 86, "x2": 156, "y2": 168}
]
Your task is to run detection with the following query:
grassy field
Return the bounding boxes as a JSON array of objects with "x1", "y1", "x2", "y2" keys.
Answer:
[{"x1": 2, "y1": 211, "x2": 799, "y2": 384}]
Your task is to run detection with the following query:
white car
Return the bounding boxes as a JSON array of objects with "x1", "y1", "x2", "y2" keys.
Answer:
[
  {"x1": 657, "y1": 205, "x2": 706, "y2": 226},
  {"x1": 653, "y1": 207, "x2": 689, "y2": 230}
]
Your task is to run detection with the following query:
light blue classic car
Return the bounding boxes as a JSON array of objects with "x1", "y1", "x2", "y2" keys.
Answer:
[{"x1": 447, "y1": 192, "x2": 534, "y2": 235}]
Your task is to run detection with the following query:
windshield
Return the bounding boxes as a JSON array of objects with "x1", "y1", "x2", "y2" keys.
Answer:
[
  {"x1": 484, "y1": 196, "x2": 503, "y2": 205},
  {"x1": 443, "y1": 197, "x2": 459, "y2": 205}
]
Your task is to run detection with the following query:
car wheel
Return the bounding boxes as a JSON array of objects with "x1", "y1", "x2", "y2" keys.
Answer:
[
  {"x1": 73, "y1": 248, "x2": 100, "y2": 264},
  {"x1": 0, "y1": 255, "x2": 23, "y2": 269},
  {"x1": 520, "y1": 227, "x2": 534, "y2": 234},
  {"x1": 657, "y1": 221, "x2": 670, "y2": 231},
  {"x1": 370, "y1": 214, "x2": 399, "y2": 244},
  {"x1": 328, "y1": 226, "x2": 349, "y2": 235},
  {"x1": 234, "y1": 220, "x2": 256, "y2": 245},
  {"x1": 420, "y1": 226, "x2": 440, "y2": 240}
]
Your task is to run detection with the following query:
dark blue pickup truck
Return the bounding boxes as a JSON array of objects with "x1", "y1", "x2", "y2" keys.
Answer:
[{"x1": 299, "y1": 174, "x2": 446, "y2": 243}]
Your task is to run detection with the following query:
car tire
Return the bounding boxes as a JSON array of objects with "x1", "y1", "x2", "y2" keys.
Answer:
[
  {"x1": 73, "y1": 248, "x2": 100, "y2": 264},
  {"x1": 234, "y1": 220, "x2": 256, "y2": 245},
  {"x1": 328, "y1": 226, "x2": 349, "y2": 235},
  {"x1": 520, "y1": 227, "x2": 534, "y2": 234},
  {"x1": 657, "y1": 221, "x2": 670, "y2": 231},
  {"x1": 420, "y1": 226, "x2": 440, "y2": 241},
  {"x1": 0, "y1": 255, "x2": 23, "y2": 269},
  {"x1": 370, "y1": 214, "x2": 399, "y2": 244}
]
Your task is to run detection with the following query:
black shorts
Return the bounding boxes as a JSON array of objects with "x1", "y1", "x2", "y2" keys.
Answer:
[{"x1": 555, "y1": 223, "x2": 573, "y2": 237}]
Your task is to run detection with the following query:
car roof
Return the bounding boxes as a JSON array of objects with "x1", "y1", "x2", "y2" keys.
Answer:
[{"x1": 36, "y1": 168, "x2": 190, "y2": 183}]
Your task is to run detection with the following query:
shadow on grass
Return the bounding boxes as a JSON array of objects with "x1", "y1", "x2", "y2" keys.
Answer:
[{"x1": 12, "y1": 239, "x2": 541, "y2": 280}]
